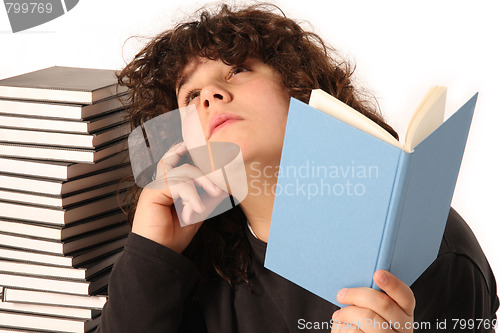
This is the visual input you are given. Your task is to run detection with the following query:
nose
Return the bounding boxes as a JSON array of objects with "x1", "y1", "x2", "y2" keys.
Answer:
[{"x1": 200, "y1": 84, "x2": 231, "y2": 111}]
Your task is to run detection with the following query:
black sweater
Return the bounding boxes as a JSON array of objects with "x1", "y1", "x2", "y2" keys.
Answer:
[{"x1": 97, "y1": 208, "x2": 499, "y2": 332}]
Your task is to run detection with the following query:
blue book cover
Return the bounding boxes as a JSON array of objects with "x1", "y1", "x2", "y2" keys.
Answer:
[{"x1": 264, "y1": 91, "x2": 477, "y2": 307}]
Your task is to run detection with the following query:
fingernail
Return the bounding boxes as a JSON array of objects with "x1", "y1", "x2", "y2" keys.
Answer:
[
  {"x1": 183, "y1": 208, "x2": 192, "y2": 225},
  {"x1": 378, "y1": 271, "x2": 388, "y2": 285},
  {"x1": 337, "y1": 288, "x2": 347, "y2": 301},
  {"x1": 175, "y1": 142, "x2": 186, "y2": 153},
  {"x1": 332, "y1": 310, "x2": 339, "y2": 319}
]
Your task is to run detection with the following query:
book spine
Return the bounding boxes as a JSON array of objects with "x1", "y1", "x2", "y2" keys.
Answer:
[{"x1": 372, "y1": 151, "x2": 412, "y2": 289}]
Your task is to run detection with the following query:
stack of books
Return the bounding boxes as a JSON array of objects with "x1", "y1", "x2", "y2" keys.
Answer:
[{"x1": 0, "y1": 66, "x2": 133, "y2": 332}]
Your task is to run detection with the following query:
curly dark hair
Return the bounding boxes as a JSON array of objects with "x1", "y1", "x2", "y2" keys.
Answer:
[{"x1": 117, "y1": 3, "x2": 398, "y2": 287}]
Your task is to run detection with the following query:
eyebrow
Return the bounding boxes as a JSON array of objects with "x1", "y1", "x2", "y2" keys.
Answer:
[
  {"x1": 176, "y1": 73, "x2": 190, "y2": 96},
  {"x1": 176, "y1": 64, "x2": 198, "y2": 96}
]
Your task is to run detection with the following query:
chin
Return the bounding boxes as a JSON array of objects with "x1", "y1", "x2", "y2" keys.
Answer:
[{"x1": 210, "y1": 133, "x2": 245, "y2": 150}]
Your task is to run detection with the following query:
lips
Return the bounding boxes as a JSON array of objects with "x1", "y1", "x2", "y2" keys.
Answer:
[{"x1": 208, "y1": 113, "x2": 243, "y2": 138}]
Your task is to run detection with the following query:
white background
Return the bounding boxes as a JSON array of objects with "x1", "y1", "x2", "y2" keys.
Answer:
[{"x1": 1, "y1": 0, "x2": 499, "y2": 304}]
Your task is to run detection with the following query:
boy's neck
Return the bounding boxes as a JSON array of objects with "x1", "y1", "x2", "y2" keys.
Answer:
[
  {"x1": 240, "y1": 196, "x2": 274, "y2": 243},
  {"x1": 239, "y1": 172, "x2": 278, "y2": 243}
]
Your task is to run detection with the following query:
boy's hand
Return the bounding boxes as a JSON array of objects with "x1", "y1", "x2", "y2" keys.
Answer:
[
  {"x1": 331, "y1": 270, "x2": 415, "y2": 333},
  {"x1": 132, "y1": 142, "x2": 225, "y2": 254}
]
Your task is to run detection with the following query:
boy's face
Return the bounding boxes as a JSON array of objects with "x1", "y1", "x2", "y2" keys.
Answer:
[{"x1": 176, "y1": 57, "x2": 290, "y2": 168}]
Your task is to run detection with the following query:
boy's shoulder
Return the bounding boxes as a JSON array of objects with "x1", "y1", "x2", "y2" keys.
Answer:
[
  {"x1": 411, "y1": 208, "x2": 499, "y2": 325},
  {"x1": 438, "y1": 207, "x2": 495, "y2": 293}
]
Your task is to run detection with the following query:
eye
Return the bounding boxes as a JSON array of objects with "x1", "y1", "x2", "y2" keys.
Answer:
[
  {"x1": 227, "y1": 65, "x2": 250, "y2": 79},
  {"x1": 184, "y1": 89, "x2": 200, "y2": 105}
]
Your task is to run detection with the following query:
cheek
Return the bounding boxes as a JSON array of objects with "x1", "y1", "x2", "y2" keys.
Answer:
[
  {"x1": 248, "y1": 80, "x2": 289, "y2": 122},
  {"x1": 263, "y1": 93, "x2": 289, "y2": 134}
]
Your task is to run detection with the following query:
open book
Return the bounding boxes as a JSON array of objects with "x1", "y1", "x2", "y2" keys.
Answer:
[
  {"x1": 309, "y1": 86, "x2": 447, "y2": 153},
  {"x1": 265, "y1": 87, "x2": 477, "y2": 307}
]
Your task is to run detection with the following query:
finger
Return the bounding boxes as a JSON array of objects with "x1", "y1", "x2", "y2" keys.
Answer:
[
  {"x1": 193, "y1": 174, "x2": 224, "y2": 197},
  {"x1": 373, "y1": 270, "x2": 415, "y2": 317},
  {"x1": 161, "y1": 164, "x2": 223, "y2": 200},
  {"x1": 148, "y1": 143, "x2": 187, "y2": 189},
  {"x1": 179, "y1": 190, "x2": 227, "y2": 227},
  {"x1": 181, "y1": 202, "x2": 194, "y2": 225},
  {"x1": 160, "y1": 142, "x2": 188, "y2": 172},
  {"x1": 165, "y1": 163, "x2": 206, "y2": 183},
  {"x1": 334, "y1": 308, "x2": 395, "y2": 333},
  {"x1": 336, "y1": 287, "x2": 412, "y2": 331},
  {"x1": 165, "y1": 163, "x2": 223, "y2": 197},
  {"x1": 163, "y1": 164, "x2": 223, "y2": 201},
  {"x1": 144, "y1": 175, "x2": 174, "y2": 192},
  {"x1": 170, "y1": 180, "x2": 205, "y2": 213}
]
